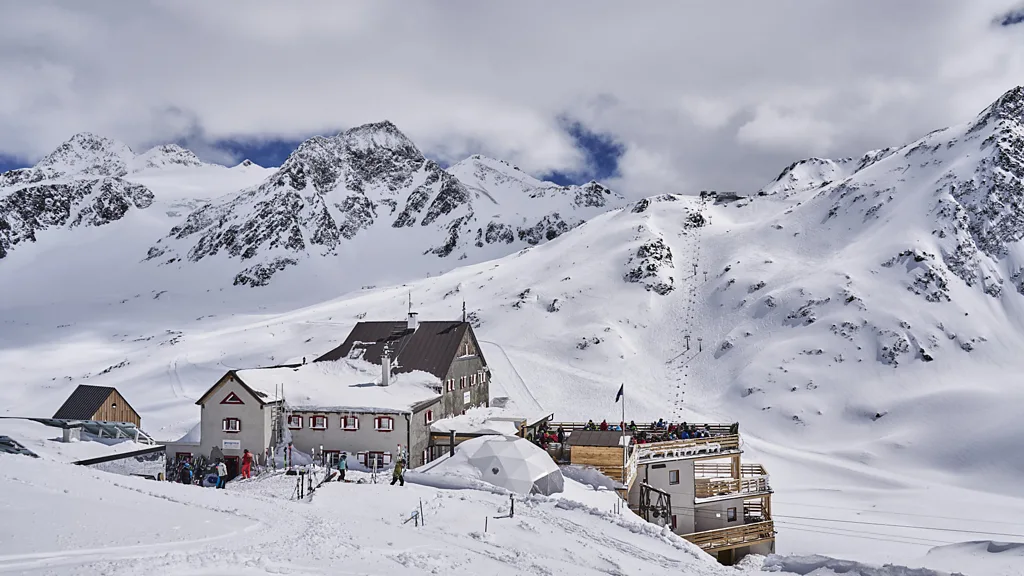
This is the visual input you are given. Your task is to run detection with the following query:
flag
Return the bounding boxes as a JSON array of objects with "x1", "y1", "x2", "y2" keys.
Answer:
[{"x1": 615, "y1": 384, "x2": 624, "y2": 403}]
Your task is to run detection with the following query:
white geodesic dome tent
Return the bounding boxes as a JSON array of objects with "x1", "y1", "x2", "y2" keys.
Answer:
[{"x1": 443, "y1": 435, "x2": 564, "y2": 495}]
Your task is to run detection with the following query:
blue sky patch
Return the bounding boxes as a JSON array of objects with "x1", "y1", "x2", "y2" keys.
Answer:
[
  {"x1": 997, "y1": 6, "x2": 1024, "y2": 26},
  {"x1": 541, "y1": 120, "x2": 625, "y2": 186}
]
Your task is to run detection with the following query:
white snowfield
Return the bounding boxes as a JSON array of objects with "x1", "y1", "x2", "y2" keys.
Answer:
[
  {"x1": 3, "y1": 88, "x2": 1024, "y2": 573},
  {"x1": 0, "y1": 455, "x2": 976, "y2": 576}
]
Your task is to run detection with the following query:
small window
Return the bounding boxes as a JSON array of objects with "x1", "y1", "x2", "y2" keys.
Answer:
[
  {"x1": 424, "y1": 410, "x2": 433, "y2": 424},
  {"x1": 375, "y1": 416, "x2": 394, "y2": 431},
  {"x1": 727, "y1": 507, "x2": 737, "y2": 522},
  {"x1": 341, "y1": 416, "x2": 359, "y2": 430},
  {"x1": 287, "y1": 415, "x2": 303, "y2": 430},
  {"x1": 669, "y1": 469, "x2": 680, "y2": 485},
  {"x1": 445, "y1": 379, "x2": 454, "y2": 392},
  {"x1": 311, "y1": 416, "x2": 327, "y2": 430},
  {"x1": 223, "y1": 418, "x2": 241, "y2": 433},
  {"x1": 459, "y1": 376, "x2": 466, "y2": 389},
  {"x1": 221, "y1": 392, "x2": 244, "y2": 405}
]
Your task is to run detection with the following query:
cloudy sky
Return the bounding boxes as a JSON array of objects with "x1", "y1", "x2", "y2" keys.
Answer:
[{"x1": 1, "y1": 1, "x2": 1023, "y2": 196}]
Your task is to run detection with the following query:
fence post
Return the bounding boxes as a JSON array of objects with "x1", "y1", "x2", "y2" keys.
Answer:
[
  {"x1": 484, "y1": 517, "x2": 488, "y2": 533},
  {"x1": 420, "y1": 499, "x2": 425, "y2": 526}
]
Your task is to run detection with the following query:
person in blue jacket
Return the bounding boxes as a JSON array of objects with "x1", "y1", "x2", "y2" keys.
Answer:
[{"x1": 336, "y1": 453, "x2": 347, "y2": 482}]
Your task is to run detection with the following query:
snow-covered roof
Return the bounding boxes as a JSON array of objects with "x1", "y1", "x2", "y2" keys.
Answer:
[
  {"x1": 430, "y1": 407, "x2": 522, "y2": 435},
  {"x1": 235, "y1": 359, "x2": 441, "y2": 414}
]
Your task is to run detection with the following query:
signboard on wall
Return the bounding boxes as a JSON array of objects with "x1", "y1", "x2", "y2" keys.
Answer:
[
  {"x1": 463, "y1": 391, "x2": 471, "y2": 405},
  {"x1": 222, "y1": 439, "x2": 241, "y2": 450}
]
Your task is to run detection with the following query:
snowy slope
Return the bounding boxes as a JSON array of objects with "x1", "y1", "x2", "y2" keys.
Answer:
[
  {"x1": 0, "y1": 455, "x2": 977, "y2": 576},
  {"x1": 0, "y1": 455, "x2": 729, "y2": 576}
]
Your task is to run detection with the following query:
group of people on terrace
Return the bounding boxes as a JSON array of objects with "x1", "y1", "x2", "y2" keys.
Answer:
[
  {"x1": 525, "y1": 418, "x2": 722, "y2": 449},
  {"x1": 630, "y1": 421, "x2": 716, "y2": 445}
]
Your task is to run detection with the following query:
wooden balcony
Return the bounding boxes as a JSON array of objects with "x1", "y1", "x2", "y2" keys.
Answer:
[
  {"x1": 695, "y1": 475, "x2": 771, "y2": 499},
  {"x1": 694, "y1": 462, "x2": 766, "y2": 478},
  {"x1": 683, "y1": 520, "x2": 776, "y2": 553}
]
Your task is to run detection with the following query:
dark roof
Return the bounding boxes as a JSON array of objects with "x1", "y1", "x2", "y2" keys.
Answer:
[
  {"x1": 566, "y1": 430, "x2": 626, "y2": 447},
  {"x1": 314, "y1": 321, "x2": 472, "y2": 380},
  {"x1": 52, "y1": 385, "x2": 125, "y2": 420}
]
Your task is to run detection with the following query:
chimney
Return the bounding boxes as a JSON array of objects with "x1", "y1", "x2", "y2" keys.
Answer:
[
  {"x1": 380, "y1": 346, "x2": 391, "y2": 387},
  {"x1": 407, "y1": 311, "x2": 418, "y2": 331}
]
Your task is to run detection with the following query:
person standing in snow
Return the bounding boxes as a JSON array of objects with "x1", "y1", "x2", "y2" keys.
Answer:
[
  {"x1": 390, "y1": 458, "x2": 405, "y2": 486},
  {"x1": 241, "y1": 449, "x2": 254, "y2": 479},
  {"x1": 179, "y1": 460, "x2": 193, "y2": 484},
  {"x1": 215, "y1": 460, "x2": 228, "y2": 489},
  {"x1": 336, "y1": 453, "x2": 347, "y2": 482}
]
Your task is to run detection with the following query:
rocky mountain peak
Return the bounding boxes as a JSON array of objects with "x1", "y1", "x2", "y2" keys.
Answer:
[
  {"x1": 35, "y1": 132, "x2": 135, "y2": 179},
  {"x1": 131, "y1": 144, "x2": 204, "y2": 172},
  {"x1": 339, "y1": 121, "x2": 423, "y2": 161}
]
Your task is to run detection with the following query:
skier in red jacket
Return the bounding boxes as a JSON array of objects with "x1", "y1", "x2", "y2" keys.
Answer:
[{"x1": 241, "y1": 449, "x2": 254, "y2": 479}]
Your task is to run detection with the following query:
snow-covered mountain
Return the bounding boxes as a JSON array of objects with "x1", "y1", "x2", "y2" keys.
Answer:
[
  {"x1": 144, "y1": 121, "x2": 623, "y2": 287},
  {"x1": 0, "y1": 134, "x2": 211, "y2": 259},
  {"x1": 4, "y1": 87, "x2": 1024, "y2": 564}
]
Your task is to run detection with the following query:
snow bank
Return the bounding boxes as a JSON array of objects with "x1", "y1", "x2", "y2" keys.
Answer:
[{"x1": 762, "y1": 554, "x2": 962, "y2": 576}]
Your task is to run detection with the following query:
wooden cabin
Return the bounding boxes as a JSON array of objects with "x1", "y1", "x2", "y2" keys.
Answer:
[
  {"x1": 53, "y1": 385, "x2": 141, "y2": 427},
  {"x1": 565, "y1": 430, "x2": 630, "y2": 484}
]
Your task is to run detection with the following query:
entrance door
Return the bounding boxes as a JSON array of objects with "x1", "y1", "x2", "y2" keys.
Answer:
[
  {"x1": 324, "y1": 450, "x2": 341, "y2": 467},
  {"x1": 224, "y1": 456, "x2": 240, "y2": 480}
]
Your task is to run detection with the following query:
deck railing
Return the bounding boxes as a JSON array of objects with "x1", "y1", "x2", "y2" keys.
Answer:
[
  {"x1": 694, "y1": 462, "x2": 766, "y2": 478},
  {"x1": 636, "y1": 435, "x2": 740, "y2": 462},
  {"x1": 683, "y1": 521, "x2": 775, "y2": 552},
  {"x1": 548, "y1": 421, "x2": 737, "y2": 436},
  {"x1": 694, "y1": 475, "x2": 771, "y2": 499}
]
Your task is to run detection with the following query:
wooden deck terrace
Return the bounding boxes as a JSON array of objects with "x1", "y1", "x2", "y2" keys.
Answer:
[{"x1": 682, "y1": 520, "x2": 776, "y2": 553}]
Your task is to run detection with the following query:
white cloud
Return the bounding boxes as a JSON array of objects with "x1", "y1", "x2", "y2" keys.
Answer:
[
  {"x1": 0, "y1": 1, "x2": 1022, "y2": 196},
  {"x1": 737, "y1": 105, "x2": 838, "y2": 154}
]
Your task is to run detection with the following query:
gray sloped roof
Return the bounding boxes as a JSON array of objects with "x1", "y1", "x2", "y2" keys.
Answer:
[
  {"x1": 52, "y1": 385, "x2": 117, "y2": 420},
  {"x1": 314, "y1": 321, "x2": 470, "y2": 380}
]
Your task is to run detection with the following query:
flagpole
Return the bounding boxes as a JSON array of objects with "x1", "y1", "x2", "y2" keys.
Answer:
[{"x1": 620, "y1": 383, "x2": 626, "y2": 477}]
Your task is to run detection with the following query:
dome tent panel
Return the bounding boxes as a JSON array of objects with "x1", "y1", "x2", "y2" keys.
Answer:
[{"x1": 428, "y1": 435, "x2": 564, "y2": 496}]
